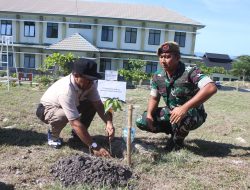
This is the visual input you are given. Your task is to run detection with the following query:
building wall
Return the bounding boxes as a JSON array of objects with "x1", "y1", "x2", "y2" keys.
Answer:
[
  {"x1": 0, "y1": 12, "x2": 199, "y2": 73},
  {"x1": 67, "y1": 25, "x2": 93, "y2": 43},
  {"x1": 0, "y1": 13, "x2": 197, "y2": 52},
  {"x1": 65, "y1": 17, "x2": 95, "y2": 43}
]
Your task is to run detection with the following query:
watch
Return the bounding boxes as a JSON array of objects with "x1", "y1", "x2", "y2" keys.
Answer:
[{"x1": 89, "y1": 142, "x2": 99, "y2": 151}]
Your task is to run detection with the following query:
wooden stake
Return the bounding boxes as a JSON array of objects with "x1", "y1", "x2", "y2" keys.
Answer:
[{"x1": 127, "y1": 104, "x2": 133, "y2": 166}]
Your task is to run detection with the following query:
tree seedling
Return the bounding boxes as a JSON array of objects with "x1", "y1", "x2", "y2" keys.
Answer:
[{"x1": 103, "y1": 98, "x2": 125, "y2": 155}]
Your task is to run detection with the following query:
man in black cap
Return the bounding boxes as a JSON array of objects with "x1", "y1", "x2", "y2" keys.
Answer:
[{"x1": 36, "y1": 58, "x2": 113, "y2": 157}]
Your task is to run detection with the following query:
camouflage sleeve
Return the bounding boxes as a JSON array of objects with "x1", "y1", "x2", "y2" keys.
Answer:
[
  {"x1": 189, "y1": 67, "x2": 213, "y2": 88},
  {"x1": 150, "y1": 75, "x2": 159, "y2": 97}
]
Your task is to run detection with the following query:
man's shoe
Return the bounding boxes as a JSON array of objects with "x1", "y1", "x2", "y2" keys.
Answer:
[
  {"x1": 71, "y1": 130, "x2": 81, "y2": 142},
  {"x1": 48, "y1": 139, "x2": 62, "y2": 149},
  {"x1": 48, "y1": 130, "x2": 62, "y2": 149}
]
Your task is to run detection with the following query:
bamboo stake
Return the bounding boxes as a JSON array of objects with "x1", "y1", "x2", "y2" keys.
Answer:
[{"x1": 127, "y1": 104, "x2": 133, "y2": 166}]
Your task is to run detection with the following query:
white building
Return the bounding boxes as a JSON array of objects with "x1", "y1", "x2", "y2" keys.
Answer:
[{"x1": 0, "y1": 0, "x2": 204, "y2": 75}]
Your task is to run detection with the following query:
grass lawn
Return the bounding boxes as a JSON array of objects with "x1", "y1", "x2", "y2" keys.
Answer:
[{"x1": 0, "y1": 84, "x2": 249, "y2": 190}]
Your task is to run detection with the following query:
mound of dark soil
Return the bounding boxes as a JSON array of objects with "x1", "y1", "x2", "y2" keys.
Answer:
[
  {"x1": 50, "y1": 154, "x2": 133, "y2": 188},
  {"x1": 0, "y1": 181, "x2": 14, "y2": 190}
]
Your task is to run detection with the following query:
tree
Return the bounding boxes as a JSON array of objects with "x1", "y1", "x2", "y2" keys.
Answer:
[
  {"x1": 231, "y1": 55, "x2": 250, "y2": 81},
  {"x1": 194, "y1": 61, "x2": 226, "y2": 75},
  {"x1": 40, "y1": 53, "x2": 75, "y2": 77},
  {"x1": 118, "y1": 59, "x2": 150, "y2": 84}
]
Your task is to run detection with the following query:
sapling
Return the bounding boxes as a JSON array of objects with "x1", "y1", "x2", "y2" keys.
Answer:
[{"x1": 103, "y1": 98, "x2": 124, "y2": 155}]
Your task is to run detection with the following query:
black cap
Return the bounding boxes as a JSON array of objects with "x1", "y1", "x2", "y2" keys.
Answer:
[{"x1": 71, "y1": 58, "x2": 102, "y2": 80}]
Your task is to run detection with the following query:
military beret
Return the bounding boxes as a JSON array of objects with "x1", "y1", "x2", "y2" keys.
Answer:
[{"x1": 157, "y1": 41, "x2": 180, "y2": 56}]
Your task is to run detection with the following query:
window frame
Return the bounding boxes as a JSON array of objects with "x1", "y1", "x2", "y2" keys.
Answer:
[
  {"x1": 24, "y1": 54, "x2": 35, "y2": 68},
  {"x1": 148, "y1": 29, "x2": 161, "y2": 45},
  {"x1": 174, "y1": 32, "x2": 186, "y2": 47},
  {"x1": 99, "y1": 58, "x2": 112, "y2": 73},
  {"x1": 1, "y1": 20, "x2": 12, "y2": 36},
  {"x1": 46, "y1": 23, "x2": 58, "y2": 38},
  {"x1": 101, "y1": 26, "x2": 113, "y2": 42},
  {"x1": 125, "y1": 27, "x2": 137, "y2": 43},
  {"x1": 24, "y1": 21, "x2": 35, "y2": 37},
  {"x1": 146, "y1": 62, "x2": 158, "y2": 74},
  {"x1": 68, "y1": 24, "x2": 91, "y2": 29},
  {"x1": 123, "y1": 60, "x2": 130, "y2": 70},
  {"x1": 2, "y1": 53, "x2": 13, "y2": 67}
]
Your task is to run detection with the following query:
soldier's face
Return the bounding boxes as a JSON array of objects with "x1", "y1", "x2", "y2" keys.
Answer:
[{"x1": 159, "y1": 53, "x2": 179, "y2": 73}]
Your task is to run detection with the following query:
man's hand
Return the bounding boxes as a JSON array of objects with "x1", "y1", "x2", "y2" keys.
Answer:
[
  {"x1": 169, "y1": 105, "x2": 188, "y2": 124},
  {"x1": 146, "y1": 115, "x2": 156, "y2": 132},
  {"x1": 105, "y1": 122, "x2": 115, "y2": 141},
  {"x1": 92, "y1": 147, "x2": 111, "y2": 158}
]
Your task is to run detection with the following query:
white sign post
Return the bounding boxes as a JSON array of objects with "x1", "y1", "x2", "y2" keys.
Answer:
[
  {"x1": 97, "y1": 80, "x2": 126, "y2": 102},
  {"x1": 105, "y1": 70, "x2": 118, "y2": 81}
]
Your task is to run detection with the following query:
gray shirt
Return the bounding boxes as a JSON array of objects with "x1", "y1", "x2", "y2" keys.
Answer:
[{"x1": 41, "y1": 74, "x2": 100, "y2": 120}]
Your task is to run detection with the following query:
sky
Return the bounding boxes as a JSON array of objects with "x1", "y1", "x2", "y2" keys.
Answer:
[{"x1": 84, "y1": 0, "x2": 250, "y2": 57}]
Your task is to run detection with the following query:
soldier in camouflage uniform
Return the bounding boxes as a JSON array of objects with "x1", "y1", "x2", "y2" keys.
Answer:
[{"x1": 136, "y1": 41, "x2": 217, "y2": 151}]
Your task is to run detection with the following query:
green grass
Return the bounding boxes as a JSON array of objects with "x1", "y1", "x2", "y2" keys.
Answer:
[{"x1": 0, "y1": 84, "x2": 250, "y2": 190}]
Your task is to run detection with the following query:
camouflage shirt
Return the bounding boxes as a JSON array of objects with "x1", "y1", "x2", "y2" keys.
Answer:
[{"x1": 150, "y1": 61, "x2": 212, "y2": 110}]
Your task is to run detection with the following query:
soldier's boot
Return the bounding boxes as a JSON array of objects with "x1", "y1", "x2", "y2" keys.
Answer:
[
  {"x1": 165, "y1": 125, "x2": 189, "y2": 152},
  {"x1": 173, "y1": 125, "x2": 189, "y2": 150},
  {"x1": 165, "y1": 135, "x2": 175, "y2": 151}
]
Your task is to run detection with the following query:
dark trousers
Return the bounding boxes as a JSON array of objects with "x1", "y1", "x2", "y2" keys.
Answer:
[{"x1": 135, "y1": 106, "x2": 207, "y2": 139}]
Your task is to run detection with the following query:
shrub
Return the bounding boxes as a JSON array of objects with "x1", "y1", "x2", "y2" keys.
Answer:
[
  {"x1": 34, "y1": 75, "x2": 54, "y2": 87},
  {"x1": 0, "y1": 70, "x2": 6, "y2": 77}
]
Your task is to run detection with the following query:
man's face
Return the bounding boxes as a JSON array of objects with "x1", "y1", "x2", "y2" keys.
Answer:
[
  {"x1": 159, "y1": 52, "x2": 180, "y2": 73},
  {"x1": 75, "y1": 76, "x2": 94, "y2": 90}
]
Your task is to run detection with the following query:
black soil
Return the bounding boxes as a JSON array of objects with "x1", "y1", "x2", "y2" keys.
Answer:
[{"x1": 50, "y1": 154, "x2": 133, "y2": 188}]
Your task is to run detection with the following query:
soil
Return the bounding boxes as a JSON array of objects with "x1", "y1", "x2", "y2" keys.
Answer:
[
  {"x1": 0, "y1": 181, "x2": 14, "y2": 190},
  {"x1": 50, "y1": 153, "x2": 134, "y2": 188}
]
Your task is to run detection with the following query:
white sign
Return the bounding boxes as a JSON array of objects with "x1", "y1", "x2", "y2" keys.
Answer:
[
  {"x1": 97, "y1": 80, "x2": 127, "y2": 102},
  {"x1": 105, "y1": 70, "x2": 118, "y2": 81}
]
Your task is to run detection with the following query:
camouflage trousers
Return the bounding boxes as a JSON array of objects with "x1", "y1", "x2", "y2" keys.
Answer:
[{"x1": 135, "y1": 106, "x2": 207, "y2": 139}]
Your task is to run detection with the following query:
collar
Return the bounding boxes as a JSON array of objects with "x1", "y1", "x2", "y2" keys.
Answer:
[
  {"x1": 161, "y1": 61, "x2": 185, "y2": 83},
  {"x1": 172, "y1": 61, "x2": 185, "y2": 80},
  {"x1": 70, "y1": 74, "x2": 80, "y2": 92}
]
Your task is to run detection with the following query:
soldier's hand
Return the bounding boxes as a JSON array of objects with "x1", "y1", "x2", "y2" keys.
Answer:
[
  {"x1": 169, "y1": 106, "x2": 188, "y2": 124},
  {"x1": 92, "y1": 147, "x2": 111, "y2": 158}
]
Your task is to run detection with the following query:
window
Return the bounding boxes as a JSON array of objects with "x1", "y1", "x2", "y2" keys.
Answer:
[
  {"x1": 69, "y1": 24, "x2": 91, "y2": 29},
  {"x1": 213, "y1": 77, "x2": 220, "y2": 81},
  {"x1": 148, "y1": 29, "x2": 161, "y2": 45},
  {"x1": 1, "y1": 20, "x2": 12, "y2": 36},
  {"x1": 46, "y1": 23, "x2": 58, "y2": 38},
  {"x1": 101, "y1": 26, "x2": 113, "y2": 42},
  {"x1": 24, "y1": 21, "x2": 35, "y2": 37},
  {"x1": 100, "y1": 58, "x2": 111, "y2": 72},
  {"x1": 123, "y1": 60, "x2": 130, "y2": 70},
  {"x1": 24, "y1": 54, "x2": 35, "y2": 68},
  {"x1": 125, "y1": 27, "x2": 137, "y2": 43},
  {"x1": 174, "y1": 32, "x2": 186, "y2": 47},
  {"x1": 2, "y1": 53, "x2": 13, "y2": 67},
  {"x1": 146, "y1": 62, "x2": 158, "y2": 73}
]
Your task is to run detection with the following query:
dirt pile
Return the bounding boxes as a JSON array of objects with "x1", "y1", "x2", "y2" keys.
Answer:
[{"x1": 50, "y1": 154, "x2": 133, "y2": 188}]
